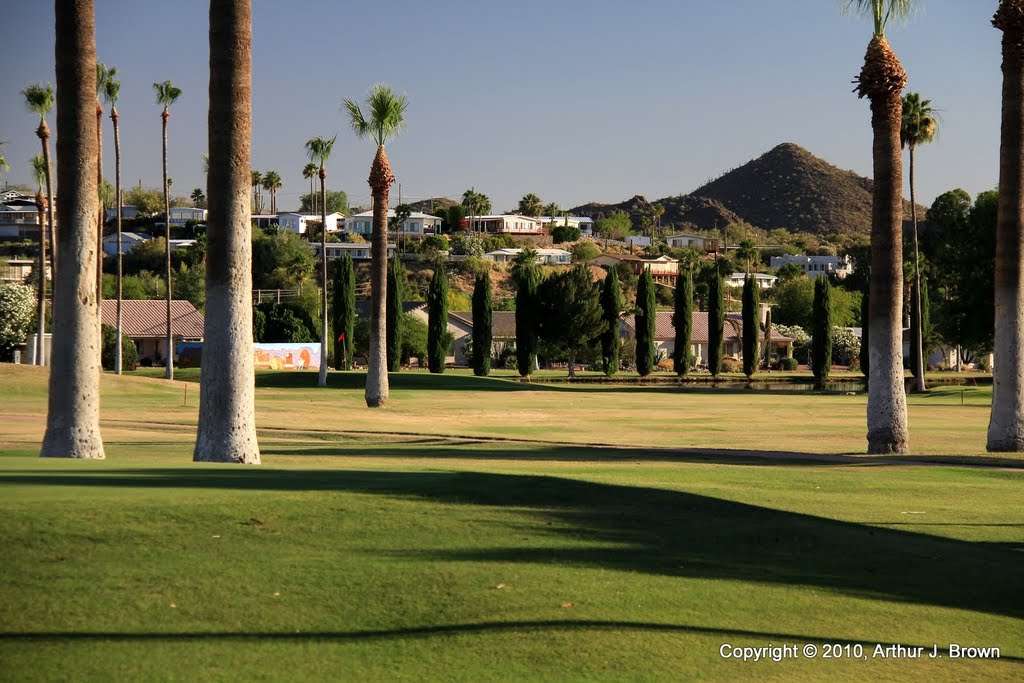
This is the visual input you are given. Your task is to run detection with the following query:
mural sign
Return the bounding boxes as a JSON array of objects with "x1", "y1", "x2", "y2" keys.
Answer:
[{"x1": 253, "y1": 343, "x2": 320, "y2": 371}]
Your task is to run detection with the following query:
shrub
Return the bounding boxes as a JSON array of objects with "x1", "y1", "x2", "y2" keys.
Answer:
[
  {"x1": 101, "y1": 323, "x2": 138, "y2": 371},
  {"x1": 777, "y1": 357, "x2": 798, "y2": 371},
  {"x1": 721, "y1": 358, "x2": 742, "y2": 373}
]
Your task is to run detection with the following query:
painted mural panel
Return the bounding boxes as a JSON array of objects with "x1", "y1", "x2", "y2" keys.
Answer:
[{"x1": 253, "y1": 343, "x2": 320, "y2": 371}]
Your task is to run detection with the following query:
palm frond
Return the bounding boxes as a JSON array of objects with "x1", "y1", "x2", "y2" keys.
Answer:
[
  {"x1": 304, "y1": 136, "x2": 336, "y2": 166},
  {"x1": 343, "y1": 99, "x2": 371, "y2": 140},
  {"x1": 344, "y1": 84, "x2": 408, "y2": 146},
  {"x1": 30, "y1": 154, "x2": 47, "y2": 189},
  {"x1": 103, "y1": 68, "x2": 121, "y2": 107},
  {"x1": 153, "y1": 80, "x2": 182, "y2": 107},
  {"x1": 21, "y1": 83, "x2": 54, "y2": 120},
  {"x1": 842, "y1": 0, "x2": 916, "y2": 36}
]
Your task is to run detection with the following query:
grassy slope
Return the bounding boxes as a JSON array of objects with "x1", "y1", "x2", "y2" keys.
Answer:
[{"x1": 0, "y1": 365, "x2": 1021, "y2": 681}]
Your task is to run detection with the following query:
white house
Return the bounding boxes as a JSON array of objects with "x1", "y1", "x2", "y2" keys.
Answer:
[
  {"x1": 467, "y1": 215, "x2": 544, "y2": 235},
  {"x1": 251, "y1": 213, "x2": 279, "y2": 229},
  {"x1": 667, "y1": 233, "x2": 719, "y2": 252},
  {"x1": 725, "y1": 272, "x2": 777, "y2": 289},
  {"x1": 103, "y1": 232, "x2": 152, "y2": 256},
  {"x1": 105, "y1": 205, "x2": 141, "y2": 222},
  {"x1": 484, "y1": 247, "x2": 571, "y2": 266},
  {"x1": 344, "y1": 209, "x2": 443, "y2": 238},
  {"x1": 169, "y1": 206, "x2": 207, "y2": 226},
  {"x1": 0, "y1": 190, "x2": 33, "y2": 203},
  {"x1": 538, "y1": 216, "x2": 594, "y2": 236},
  {"x1": 770, "y1": 254, "x2": 854, "y2": 279},
  {"x1": 277, "y1": 212, "x2": 342, "y2": 235},
  {"x1": 312, "y1": 241, "x2": 396, "y2": 261},
  {"x1": 0, "y1": 203, "x2": 41, "y2": 239}
]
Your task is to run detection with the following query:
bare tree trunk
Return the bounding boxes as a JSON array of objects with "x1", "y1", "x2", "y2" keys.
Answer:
[
  {"x1": 909, "y1": 145, "x2": 926, "y2": 391},
  {"x1": 365, "y1": 145, "x2": 393, "y2": 407},
  {"x1": 194, "y1": 0, "x2": 260, "y2": 464},
  {"x1": 41, "y1": 0, "x2": 105, "y2": 459},
  {"x1": 162, "y1": 109, "x2": 173, "y2": 380},
  {"x1": 34, "y1": 192, "x2": 47, "y2": 367},
  {"x1": 96, "y1": 99, "x2": 104, "y2": 350},
  {"x1": 42, "y1": 130, "x2": 57, "y2": 277},
  {"x1": 861, "y1": 36, "x2": 910, "y2": 455},
  {"x1": 989, "y1": 3, "x2": 1024, "y2": 451},
  {"x1": 318, "y1": 168, "x2": 328, "y2": 387},
  {"x1": 112, "y1": 109, "x2": 123, "y2": 374}
]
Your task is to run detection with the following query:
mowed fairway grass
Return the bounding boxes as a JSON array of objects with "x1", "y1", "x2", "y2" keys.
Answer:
[{"x1": 0, "y1": 364, "x2": 1021, "y2": 681}]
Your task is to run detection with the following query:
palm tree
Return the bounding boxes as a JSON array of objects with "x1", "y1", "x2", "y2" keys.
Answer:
[
  {"x1": 22, "y1": 83, "x2": 56, "y2": 279},
  {"x1": 989, "y1": 1, "x2": 1024, "y2": 452},
  {"x1": 95, "y1": 64, "x2": 115, "y2": 318},
  {"x1": 103, "y1": 68, "x2": 125, "y2": 374},
  {"x1": 30, "y1": 154, "x2": 48, "y2": 367},
  {"x1": 900, "y1": 92, "x2": 937, "y2": 393},
  {"x1": 194, "y1": 0, "x2": 261, "y2": 464},
  {"x1": 41, "y1": 0, "x2": 105, "y2": 459},
  {"x1": 736, "y1": 239, "x2": 759, "y2": 274},
  {"x1": 153, "y1": 79, "x2": 182, "y2": 380},
  {"x1": 344, "y1": 84, "x2": 408, "y2": 408},
  {"x1": 0, "y1": 141, "x2": 9, "y2": 183},
  {"x1": 847, "y1": 0, "x2": 912, "y2": 455},
  {"x1": 304, "y1": 136, "x2": 335, "y2": 388},
  {"x1": 262, "y1": 170, "x2": 282, "y2": 214},
  {"x1": 250, "y1": 170, "x2": 263, "y2": 213},
  {"x1": 302, "y1": 162, "x2": 317, "y2": 213},
  {"x1": 517, "y1": 193, "x2": 542, "y2": 217}
]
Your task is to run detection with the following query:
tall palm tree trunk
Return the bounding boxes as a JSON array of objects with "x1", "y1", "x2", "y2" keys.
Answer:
[
  {"x1": 35, "y1": 191, "x2": 47, "y2": 366},
  {"x1": 988, "y1": 2, "x2": 1024, "y2": 451},
  {"x1": 859, "y1": 35, "x2": 909, "y2": 454},
  {"x1": 42, "y1": 0, "x2": 105, "y2": 459},
  {"x1": 318, "y1": 167, "x2": 328, "y2": 387},
  {"x1": 194, "y1": 0, "x2": 260, "y2": 464},
  {"x1": 909, "y1": 143, "x2": 926, "y2": 391},
  {"x1": 365, "y1": 145, "x2": 393, "y2": 407},
  {"x1": 162, "y1": 109, "x2": 173, "y2": 380},
  {"x1": 112, "y1": 107, "x2": 123, "y2": 374},
  {"x1": 41, "y1": 129, "x2": 57, "y2": 277},
  {"x1": 96, "y1": 99, "x2": 104, "y2": 347}
]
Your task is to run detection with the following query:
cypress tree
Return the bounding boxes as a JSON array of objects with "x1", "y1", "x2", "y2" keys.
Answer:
[
  {"x1": 635, "y1": 269, "x2": 656, "y2": 376},
  {"x1": 471, "y1": 271, "x2": 492, "y2": 376},
  {"x1": 812, "y1": 277, "x2": 833, "y2": 383},
  {"x1": 742, "y1": 273, "x2": 760, "y2": 378},
  {"x1": 707, "y1": 270, "x2": 724, "y2": 376},
  {"x1": 331, "y1": 252, "x2": 355, "y2": 370},
  {"x1": 600, "y1": 267, "x2": 623, "y2": 376},
  {"x1": 427, "y1": 266, "x2": 449, "y2": 373},
  {"x1": 386, "y1": 256, "x2": 405, "y2": 372},
  {"x1": 860, "y1": 276, "x2": 870, "y2": 379},
  {"x1": 910, "y1": 275, "x2": 930, "y2": 380},
  {"x1": 673, "y1": 264, "x2": 693, "y2": 376},
  {"x1": 514, "y1": 264, "x2": 539, "y2": 376}
]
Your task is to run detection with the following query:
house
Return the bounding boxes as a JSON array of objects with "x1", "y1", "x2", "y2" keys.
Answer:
[
  {"x1": 538, "y1": 216, "x2": 594, "y2": 236},
  {"x1": 592, "y1": 253, "x2": 680, "y2": 280},
  {"x1": 311, "y1": 241, "x2": 396, "y2": 261},
  {"x1": 100, "y1": 299, "x2": 205, "y2": 366},
  {"x1": 102, "y1": 232, "x2": 151, "y2": 256},
  {"x1": 448, "y1": 310, "x2": 517, "y2": 365},
  {"x1": 0, "y1": 259, "x2": 45, "y2": 283},
  {"x1": 667, "y1": 233, "x2": 720, "y2": 252},
  {"x1": 725, "y1": 272, "x2": 778, "y2": 289},
  {"x1": 620, "y1": 311, "x2": 794, "y2": 367},
  {"x1": 344, "y1": 209, "x2": 443, "y2": 238},
  {"x1": 0, "y1": 202, "x2": 42, "y2": 240},
  {"x1": 770, "y1": 254, "x2": 854, "y2": 279},
  {"x1": 484, "y1": 247, "x2": 571, "y2": 265},
  {"x1": 626, "y1": 235, "x2": 651, "y2": 248},
  {"x1": 277, "y1": 211, "x2": 342, "y2": 235},
  {"x1": 169, "y1": 206, "x2": 207, "y2": 226},
  {"x1": 251, "y1": 213, "x2": 279, "y2": 229},
  {"x1": 104, "y1": 205, "x2": 141, "y2": 222},
  {"x1": 0, "y1": 190, "x2": 34, "y2": 204},
  {"x1": 467, "y1": 214, "x2": 545, "y2": 235}
]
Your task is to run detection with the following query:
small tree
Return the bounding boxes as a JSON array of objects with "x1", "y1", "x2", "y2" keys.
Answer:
[
  {"x1": 742, "y1": 274, "x2": 760, "y2": 378},
  {"x1": 471, "y1": 271, "x2": 492, "y2": 376},
  {"x1": 707, "y1": 270, "x2": 725, "y2": 376},
  {"x1": 812, "y1": 277, "x2": 833, "y2": 382},
  {"x1": 0, "y1": 283, "x2": 35, "y2": 362},
  {"x1": 536, "y1": 264, "x2": 604, "y2": 378},
  {"x1": 101, "y1": 324, "x2": 138, "y2": 371},
  {"x1": 427, "y1": 266, "x2": 450, "y2": 373},
  {"x1": 635, "y1": 269, "x2": 656, "y2": 377},
  {"x1": 551, "y1": 224, "x2": 581, "y2": 244},
  {"x1": 600, "y1": 268, "x2": 623, "y2": 376},
  {"x1": 673, "y1": 264, "x2": 693, "y2": 376},
  {"x1": 332, "y1": 252, "x2": 355, "y2": 370},
  {"x1": 513, "y1": 257, "x2": 540, "y2": 376},
  {"x1": 386, "y1": 256, "x2": 405, "y2": 372}
]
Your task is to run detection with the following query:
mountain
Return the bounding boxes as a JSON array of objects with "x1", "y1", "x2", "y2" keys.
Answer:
[
  {"x1": 406, "y1": 197, "x2": 457, "y2": 215},
  {"x1": 569, "y1": 142, "x2": 918, "y2": 240}
]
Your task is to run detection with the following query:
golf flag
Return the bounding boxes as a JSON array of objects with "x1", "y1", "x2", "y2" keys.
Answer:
[{"x1": 337, "y1": 332, "x2": 346, "y2": 343}]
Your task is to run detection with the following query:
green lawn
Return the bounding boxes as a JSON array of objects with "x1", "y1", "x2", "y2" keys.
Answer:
[{"x1": 0, "y1": 365, "x2": 1021, "y2": 681}]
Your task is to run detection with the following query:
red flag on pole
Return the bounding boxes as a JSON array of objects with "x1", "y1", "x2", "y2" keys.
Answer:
[{"x1": 337, "y1": 332, "x2": 346, "y2": 342}]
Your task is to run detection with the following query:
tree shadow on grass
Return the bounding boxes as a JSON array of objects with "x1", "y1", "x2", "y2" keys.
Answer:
[{"x1": 2, "y1": 468, "x2": 1021, "y2": 620}]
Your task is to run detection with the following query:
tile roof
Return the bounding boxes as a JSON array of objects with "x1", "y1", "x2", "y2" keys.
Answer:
[
  {"x1": 450, "y1": 311, "x2": 516, "y2": 338},
  {"x1": 100, "y1": 300, "x2": 205, "y2": 338}
]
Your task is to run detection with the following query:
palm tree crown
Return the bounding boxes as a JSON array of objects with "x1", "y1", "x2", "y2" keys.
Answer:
[
  {"x1": 22, "y1": 83, "x2": 54, "y2": 123},
  {"x1": 153, "y1": 80, "x2": 182, "y2": 111},
  {"x1": 343, "y1": 84, "x2": 408, "y2": 147},
  {"x1": 304, "y1": 136, "x2": 336, "y2": 173},
  {"x1": 31, "y1": 154, "x2": 47, "y2": 191},
  {"x1": 302, "y1": 162, "x2": 317, "y2": 180},
  {"x1": 844, "y1": 0, "x2": 914, "y2": 36},
  {"x1": 900, "y1": 92, "x2": 937, "y2": 150},
  {"x1": 97, "y1": 64, "x2": 116, "y2": 100},
  {"x1": 0, "y1": 141, "x2": 8, "y2": 180},
  {"x1": 102, "y1": 67, "x2": 120, "y2": 107}
]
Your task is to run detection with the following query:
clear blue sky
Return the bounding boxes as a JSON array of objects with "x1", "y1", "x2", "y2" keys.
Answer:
[{"x1": 0, "y1": 1, "x2": 1001, "y2": 215}]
